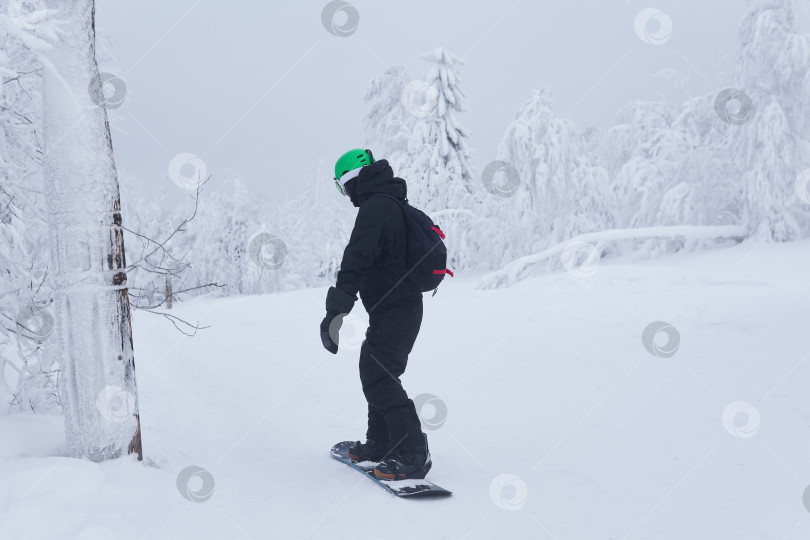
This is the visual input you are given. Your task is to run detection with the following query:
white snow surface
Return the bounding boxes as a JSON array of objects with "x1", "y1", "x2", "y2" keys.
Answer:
[{"x1": 1, "y1": 240, "x2": 809, "y2": 539}]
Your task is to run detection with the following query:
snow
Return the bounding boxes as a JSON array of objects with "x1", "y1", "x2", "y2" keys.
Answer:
[{"x1": 2, "y1": 239, "x2": 809, "y2": 539}]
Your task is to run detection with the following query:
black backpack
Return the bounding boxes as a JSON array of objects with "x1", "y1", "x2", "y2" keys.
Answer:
[{"x1": 372, "y1": 193, "x2": 453, "y2": 294}]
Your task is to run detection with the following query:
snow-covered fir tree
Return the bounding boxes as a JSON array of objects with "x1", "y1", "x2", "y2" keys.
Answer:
[
  {"x1": 403, "y1": 48, "x2": 474, "y2": 212},
  {"x1": 375, "y1": 48, "x2": 478, "y2": 271}
]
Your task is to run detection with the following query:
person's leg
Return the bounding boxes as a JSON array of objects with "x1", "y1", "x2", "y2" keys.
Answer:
[
  {"x1": 382, "y1": 400, "x2": 423, "y2": 453},
  {"x1": 359, "y1": 299, "x2": 424, "y2": 453},
  {"x1": 348, "y1": 342, "x2": 394, "y2": 461},
  {"x1": 366, "y1": 402, "x2": 387, "y2": 444}
]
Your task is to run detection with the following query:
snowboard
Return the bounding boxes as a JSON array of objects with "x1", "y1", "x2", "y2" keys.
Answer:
[{"x1": 330, "y1": 441, "x2": 452, "y2": 498}]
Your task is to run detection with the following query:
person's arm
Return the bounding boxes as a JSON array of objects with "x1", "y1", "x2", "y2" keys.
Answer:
[
  {"x1": 325, "y1": 197, "x2": 390, "y2": 314},
  {"x1": 321, "y1": 198, "x2": 390, "y2": 354}
]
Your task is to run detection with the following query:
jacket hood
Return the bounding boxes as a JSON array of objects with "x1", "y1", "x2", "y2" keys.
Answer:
[{"x1": 348, "y1": 159, "x2": 407, "y2": 207}]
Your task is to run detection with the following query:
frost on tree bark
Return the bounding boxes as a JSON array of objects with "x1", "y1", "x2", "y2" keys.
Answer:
[{"x1": 41, "y1": 0, "x2": 141, "y2": 461}]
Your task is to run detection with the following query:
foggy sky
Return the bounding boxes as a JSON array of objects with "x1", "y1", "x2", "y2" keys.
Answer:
[{"x1": 96, "y1": 0, "x2": 759, "y2": 207}]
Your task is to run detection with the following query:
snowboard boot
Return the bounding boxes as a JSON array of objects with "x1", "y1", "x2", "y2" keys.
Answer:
[
  {"x1": 374, "y1": 433, "x2": 431, "y2": 480},
  {"x1": 347, "y1": 439, "x2": 390, "y2": 463}
]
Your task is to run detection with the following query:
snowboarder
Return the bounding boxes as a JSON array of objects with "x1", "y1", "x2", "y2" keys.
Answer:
[{"x1": 320, "y1": 148, "x2": 431, "y2": 480}]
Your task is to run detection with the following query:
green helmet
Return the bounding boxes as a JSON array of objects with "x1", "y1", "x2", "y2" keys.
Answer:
[{"x1": 333, "y1": 148, "x2": 375, "y2": 195}]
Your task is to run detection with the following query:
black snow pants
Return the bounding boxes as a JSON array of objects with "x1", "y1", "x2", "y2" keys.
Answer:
[{"x1": 359, "y1": 297, "x2": 424, "y2": 452}]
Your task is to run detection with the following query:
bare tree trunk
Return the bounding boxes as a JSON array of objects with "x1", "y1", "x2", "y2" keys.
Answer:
[
  {"x1": 41, "y1": 0, "x2": 141, "y2": 461},
  {"x1": 165, "y1": 275, "x2": 173, "y2": 310}
]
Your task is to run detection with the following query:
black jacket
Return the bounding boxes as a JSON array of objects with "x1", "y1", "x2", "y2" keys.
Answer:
[{"x1": 325, "y1": 160, "x2": 422, "y2": 315}]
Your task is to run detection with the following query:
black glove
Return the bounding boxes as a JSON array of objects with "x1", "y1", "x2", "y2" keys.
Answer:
[
  {"x1": 321, "y1": 286, "x2": 356, "y2": 354},
  {"x1": 320, "y1": 311, "x2": 343, "y2": 354}
]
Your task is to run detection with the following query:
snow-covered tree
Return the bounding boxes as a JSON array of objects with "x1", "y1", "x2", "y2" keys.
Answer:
[
  {"x1": 631, "y1": 0, "x2": 810, "y2": 243},
  {"x1": 363, "y1": 64, "x2": 415, "y2": 161},
  {"x1": 368, "y1": 49, "x2": 478, "y2": 271},
  {"x1": 402, "y1": 48, "x2": 474, "y2": 212},
  {"x1": 163, "y1": 164, "x2": 354, "y2": 299},
  {"x1": 483, "y1": 89, "x2": 556, "y2": 264},
  {"x1": 729, "y1": 0, "x2": 810, "y2": 239},
  {"x1": 0, "y1": 17, "x2": 58, "y2": 413},
  {"x1": 39, "y1": 0, "x2": 141, "y2": 460},
  {"x1": 267, "y1": 163, "x2": 355, "y2": 290},
  {"x1": 608, "y1": 100, "x2": 686, "y2": 230},
  {"x1": 486, "y1": 0, "x2": 810, "y2": 284},
  {"x1": 0, "y1": 182, "x2": 58, "y2": 413},
  {"x1": 490, "y1": 88, "x2": 613, "y2": 264}
]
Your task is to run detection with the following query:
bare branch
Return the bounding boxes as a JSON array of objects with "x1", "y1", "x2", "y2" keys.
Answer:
[
  {"x1": 126, "y1": 176, "x2": 210, "y2": 270},
  {"x1": 141, "y1": 309, "x2": 210, "y2": 337},
  {"x1": 129, "y1": 282, "x2": 224, "y2": 310}
]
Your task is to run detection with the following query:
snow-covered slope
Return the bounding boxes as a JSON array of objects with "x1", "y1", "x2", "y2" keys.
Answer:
[{"x1": 1, "y1": 240, "x2": 809, "y2": 539}]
